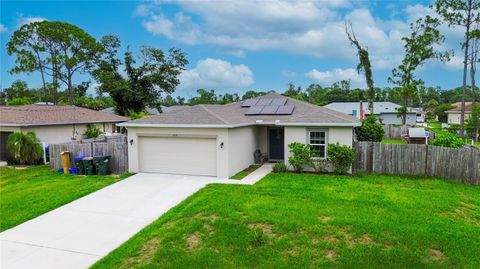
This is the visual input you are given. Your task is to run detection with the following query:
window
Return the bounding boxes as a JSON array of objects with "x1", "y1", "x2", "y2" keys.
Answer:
[{"x1": 308, "y1": 131, "x2": 326, "y2": 158}]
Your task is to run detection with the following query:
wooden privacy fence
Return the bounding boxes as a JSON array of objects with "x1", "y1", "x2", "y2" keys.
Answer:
[
  {"x1": 383, "y1": 125, "x2": 408, "y2": 139},
  {"x1": 49, "y1": 135, "x2": 128, "y2": 174},
  {"x1": 353, "y1": 142, "x2": 480, "y2": 185}
]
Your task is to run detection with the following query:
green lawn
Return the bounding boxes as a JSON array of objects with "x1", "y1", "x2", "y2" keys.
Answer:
[
  {"x1": 92, "y1": 173, "x2": 480, "y2": 269},
  {"x1": 0, "y1": 165, "x2": 132, "y2": 232},
  {"x1": 230, "y1": 164, "x2": 261, "y2": 180},
  {"x1": 381, "y1": 139, "x2": 407, "y2": 144}
]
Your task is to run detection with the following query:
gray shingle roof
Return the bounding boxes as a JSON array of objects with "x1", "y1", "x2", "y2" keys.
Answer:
[{"x1": 122, "y1": 93, "x2": 359, "y2": 127}]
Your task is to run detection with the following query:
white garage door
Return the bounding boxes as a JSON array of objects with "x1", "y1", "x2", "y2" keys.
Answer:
[{"x1": 138, "y1": 136, "x2": 217, "y2": 176}]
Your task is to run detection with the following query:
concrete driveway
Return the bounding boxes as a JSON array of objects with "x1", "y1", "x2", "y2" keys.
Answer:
[{"x1": 0, "y1": 164, "x2": 271, "y2": 269}]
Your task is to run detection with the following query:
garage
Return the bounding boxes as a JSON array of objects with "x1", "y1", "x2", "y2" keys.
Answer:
[
  {"x1": 138, "y1": 136, "x2": 217, "y2": 176},
  {"x1": 0, "y1": 132, "x2": 13, "y2": 161}
]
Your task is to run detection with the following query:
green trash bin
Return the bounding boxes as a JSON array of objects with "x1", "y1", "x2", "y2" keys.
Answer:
[
  {"x1": 82, "y1": 157, "x2": 95, "y2": 175},
  {"x1": 74, "y1": 156, "x2": 86, "y2": 175},
  {"x1": 93, "y1": 156, "x2": 112, "y2": 175}
]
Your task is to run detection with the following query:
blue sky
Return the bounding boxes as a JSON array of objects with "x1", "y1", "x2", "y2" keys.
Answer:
[{"x1": 0, "y1": 0, "x2": 467, "y2": 98}]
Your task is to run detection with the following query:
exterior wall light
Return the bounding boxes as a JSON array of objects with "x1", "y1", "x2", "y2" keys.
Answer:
[
  {"x1": 220, "y1": 142, "x2": 224, "y2": 148},
  {"x1": 130, "y1": 139, "x2": 134, "y2": 145}
]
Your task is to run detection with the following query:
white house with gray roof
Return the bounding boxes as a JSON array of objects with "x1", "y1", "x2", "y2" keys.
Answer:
[
  {"x1": 324, "y1": 101, "x2": 417, "y2": 125},
  {"x1": 119, "y1": 93, "x2": 360, "y2": 178}
]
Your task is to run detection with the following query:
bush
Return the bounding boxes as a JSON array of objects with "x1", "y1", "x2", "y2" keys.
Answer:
[
  {"x1": 7, "y1": 97, "x2": 32, "y2": 106},
  {"x1": 83, "y1": 124, "x2": 103, "y2": 139},
  {"x1": 431, "y1": 133, "x2": 464, "y2": 148},
  {"x1": 272, "y1": 162, "x2": 287, "y2": 173},
  {"x1": 447, "y1": 124, "x2": 460, "y2": 134},
  {"x1": 288, "y1": 142, "x2": 314, "y2": 172},
  {"x1": 6, "y1": 132, "x2": 43, "y2": 164},
  {"x1": 355, "y1": 115, "x2": 385, "y2": 142},
  {"x1": 127, "y1": 109, "x2": 147, "y2": 120},
  {"x1": 327, "y1": 143, "x2": 355, "y2": 174}
]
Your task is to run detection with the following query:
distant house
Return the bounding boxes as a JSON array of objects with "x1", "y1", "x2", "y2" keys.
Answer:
[
  {"x1": 324, "y1": 102, "x2": 417, "y2": 125},
  {"x1": 0, "y1": 104, "x2": 128, "y2": 161},
  {"x1": 446, "y1": 102, "x2": 472, "y2": 124}
]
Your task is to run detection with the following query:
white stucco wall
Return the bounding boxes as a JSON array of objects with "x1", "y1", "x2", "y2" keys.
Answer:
[
  {"x1": 228, "y1": 126, "x2": 257, "y2": 177},
  {"x1": 126, "y1": 127, "x2": 230, "y2": 178},
  {"x1": 447, "y1": 113, "x2": 470, "y2": 124},
  {"x1": 378, "y1": 113, "x2": 416, "y2": 125},
  {"x1": 20, "y1": 123, "x2": 117, "y2": 145},
  {"x1": 256, "y1": 126, "x2": 268, "y2": 154},
  {"x1": 284, "y1": 126, "x2": 354, "y2": 171}
]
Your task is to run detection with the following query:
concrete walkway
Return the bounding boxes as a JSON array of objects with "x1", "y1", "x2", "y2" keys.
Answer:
[{"x1": 0, "y1": 164, "x2": 272, "y2": 269}]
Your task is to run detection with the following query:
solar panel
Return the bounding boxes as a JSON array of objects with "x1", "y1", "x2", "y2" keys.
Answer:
[
  {"x1": 256, "y1": 98, "x2": 273, "y2": 106},
  {"x1": 241, "y1": 98, "x2": 259, "y2": 107},
  {"x1": 260, "y1": 105, "x2": 279, "y2": 114},
  {"x1": 276, "y1": 105, "x2": 295, "y2": 115},
  {"x1": 245, "y1": 105, "x2": 264, "y2": 115},
  {"x1": 270, "y1": 97, "x2": 287, "y2": 106}
]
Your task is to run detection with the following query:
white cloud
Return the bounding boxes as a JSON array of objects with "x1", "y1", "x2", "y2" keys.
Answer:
[
  {"x1": 16, "y1": 16, "x2": 46, "y2": 28},
  {"x1": 281, "y1": 69, "x2": 297, "y2": 78},
  {"x1": 0, "y1": 23, "x2": 7, "y2": 33},
  {"x1": 178, "y1": 58, "x2": 254, "y2": 93},
  {"x1": 305, "y1": 68, "x2": 366, "y2": 88},
  {"x1": 140, "y1": 1, "x2": 464, "y2": 71}
]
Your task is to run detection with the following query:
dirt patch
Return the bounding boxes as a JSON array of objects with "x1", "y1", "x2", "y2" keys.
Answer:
[
  {"x1": 248, "y1": 223, "x2": 276, "y2": 238},
  {"x1": 325, "y1": 250, "x2": 337, "y2": 260},
  {"x1": 323, "y1": 234, "x2": 339, "y2": 244},
  {"x1": 120, "y1": 237, "x2": 161, "y2": 268},
  {"x1": 186, "y1": 232, "x2": 201, "y2": 251},
  {"x1": 425, "y1": 248, "x2": 446, "y2": 262},
  {"x1": 319, "y1": 216, "x2": 331, "y2": 223}
]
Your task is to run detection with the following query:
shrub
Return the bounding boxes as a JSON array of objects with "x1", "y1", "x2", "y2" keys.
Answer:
[
  {"x1": 447, "y1": 124, "x2": 460, "y2": 134},
  {"x1": 7, "y1": 97, "x2": 32, "y2": 106},
  {"x1": 83, "y1": 124, "x2": 103, "y2": 139},
  {"x1": 355, "y1": 115, "x2": 385, "y2": 142},
  {"x1": 272, "y1": 162, "x2": 287, "y2": 173},
  {"x1": 431, "y1": 133, "x2": 464, "y2": 148},
  {"x1": 288, "y1": 142, "x2": 314, "y2": 173},
  {"x1": 6, "y1": 132, "x2": 43, "y2": 164},
  {"x1": 327, "y1": 143, "x2": 355, "y2": 174},
  {"x1": 127, "y1": 109, "x2": 147, "y2": 120}
]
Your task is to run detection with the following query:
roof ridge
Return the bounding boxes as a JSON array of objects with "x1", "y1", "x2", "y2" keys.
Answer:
[{"x1": 199, "y1": 104, "x2": 230, "y2": 124}]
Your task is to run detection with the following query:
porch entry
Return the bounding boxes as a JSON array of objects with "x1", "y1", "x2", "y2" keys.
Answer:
[{"x1": 268, "y1": 128, "x2": 284, "y2": 160}]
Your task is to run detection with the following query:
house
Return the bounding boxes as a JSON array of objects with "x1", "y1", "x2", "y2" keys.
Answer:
[
  {"x1": 0, "y1": 104, "x2": 128, "y2": 161},
  {"x1": 324, "y1": 101, "x2": 417, "y2": 125},
  {"x1": 446, "y1": 102, "x2": 472, "y2": 124},
  {"x1": 119, "y1": 93, "x2": 360, "y2": 178}
]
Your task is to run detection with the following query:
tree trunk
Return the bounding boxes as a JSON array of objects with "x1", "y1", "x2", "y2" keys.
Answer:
[
  {"x1": 471, "y1": 37, "x2": 478, "y2": 104},
  {"x1": 67, "y1": 71, "x2": 74, "y2": 105},
  {"x1": 403, "y1": 94, "x2": 407, "y2": 125},
  {"x1": 460, "y1": 2, "x2": 472, "y2": 138},
  {"x1": 35, "y1": 52, "x2": 48, "y2": 103}
]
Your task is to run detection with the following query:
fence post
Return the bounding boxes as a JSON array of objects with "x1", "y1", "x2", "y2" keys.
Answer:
[{"x1": 424, "y1": 144, "x2": 429, "y2": 177}]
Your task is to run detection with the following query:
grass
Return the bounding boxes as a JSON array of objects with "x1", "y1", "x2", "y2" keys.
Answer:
[
  {"x1": 381, "y1": 139, "x2": 407, "y2": 144},
  {"x1": 230, "y1": 164, "x2": 262, "y2": 180},
  {"x1": 92, "y1": 173, "x2": 480, "y2": 269},
  {"x1": 0, "y1": 165, "x2": 133, "y2": 232}
]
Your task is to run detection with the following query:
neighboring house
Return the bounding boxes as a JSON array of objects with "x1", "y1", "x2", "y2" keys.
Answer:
[
  {"x1": 119, "y1": 93, "x2": 360, "y2": 178},
  {"x1": 446, "y1": 102, "x2": 472, "y2": 124},
  {"x1": 0, "y1": 104, "x2": 128, "y2": 161},
  {"x1": 324, "y1": 101, "x2": 417, "y2": 125},
  {"x1": 101, "y1": 105, "x2": 182, "y2": 115}
]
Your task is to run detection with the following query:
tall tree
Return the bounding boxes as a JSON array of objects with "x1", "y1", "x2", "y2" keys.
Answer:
[
  {"x1": 435, "y1": 0, "x2": 480, "y2": 136},
  {"x1": 7, "y1": 22, "x2": 49, "y2": 102},
  {"x1": 470, "y1": 23, "x2": 480, "y2": 104},
  {"x1": 37, "y1": 21, "x2": 102, "y2": 105},
  {"x1": 389, "y1": 16, "x2": 448, "y2": 124},
  {"x1": 93, "y1": 36, "x2": 188, "y2": 115},
  {"x1": 345, "y1": 22, "x2": 375, "y2": 114}
]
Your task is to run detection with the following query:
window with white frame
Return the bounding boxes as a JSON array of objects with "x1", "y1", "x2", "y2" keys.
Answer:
[{"x1": 308, "y1": 131, "x2": 326, "y2": 158}]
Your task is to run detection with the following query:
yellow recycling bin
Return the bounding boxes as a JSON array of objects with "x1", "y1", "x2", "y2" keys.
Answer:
[{"x1": 61, "y1": 151, "x2": 71, "y2": 174}]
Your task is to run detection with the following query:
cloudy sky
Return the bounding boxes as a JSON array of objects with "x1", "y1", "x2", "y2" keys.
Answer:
[{"x1": 0, "y1": 0, "x2": 467, "y2": 98}]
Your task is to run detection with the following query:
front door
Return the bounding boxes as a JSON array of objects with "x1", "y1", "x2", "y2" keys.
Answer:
[{"x1": 269, "y1": 128, "x2": 284, "y2": 160}]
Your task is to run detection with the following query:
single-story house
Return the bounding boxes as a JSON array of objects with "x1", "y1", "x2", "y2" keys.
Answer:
[
  {"x1": 324, "y1": 101, "x2": 417, "y2": 125},
  {"x1": 0, "y1": 104, "x2": 128, "y2": 161},
  {"x1": 119, "y1": 93, "x2": 360, "y2": 178},
  {"x1": 446, "y1": 102, "x2": 472, "y2": 124}
]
